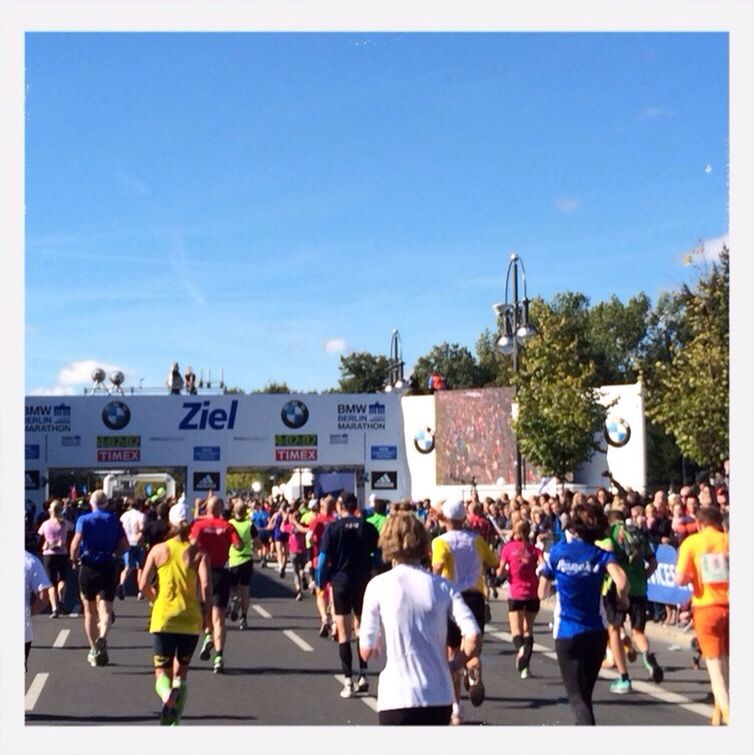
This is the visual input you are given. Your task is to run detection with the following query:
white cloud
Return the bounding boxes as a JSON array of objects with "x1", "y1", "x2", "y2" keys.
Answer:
[
  {"x1": 28, "y1": 385, "x2": 77, "y2": 396},
  {"x1": 554, "y1": 196, "x2": 579, "y2": 213},
  {"x1": 638, "y1": 106, "x2": 674, "y2": 121},
  {"x1": 324, "y1": 338, "x2": 348, "y2": 354},
  {"x1": 57, "y1": 359, "x2": 124, "y2": 386}
]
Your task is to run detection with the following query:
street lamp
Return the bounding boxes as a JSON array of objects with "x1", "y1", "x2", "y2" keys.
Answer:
[
  {"x1": 493, "y1": 253, "x2": 536, "y2": 495},
  {"x1": 384, "y1": 329, "x2": 405, "y2": 392}
]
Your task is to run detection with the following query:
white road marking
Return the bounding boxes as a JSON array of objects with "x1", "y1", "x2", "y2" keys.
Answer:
[
  {"x1": 251, "y1": 604, "x2": 272, "y2": 619},
  {"x1": 283, "y1": 629, "x2": 314, "y2": 652},
  {"x1": 25, "y1": 673, "x2": 49, "y2": 712},
  {"x1": 52, "y1": 629, "x2": 70, "y2": 648},
  {"x1": 334, "y1": 674, "x2": 379, "y2": 711},
  {"x1": 486, "y1": 626, "x2": 713, "y2": 719}
]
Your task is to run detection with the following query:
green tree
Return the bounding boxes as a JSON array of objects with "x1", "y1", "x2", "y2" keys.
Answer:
[
  {"x1": 586, "y1": 293, "x2": 650, "y2": 384},
  {"x1": 512, "y1": 299, "x2": 608, "y2": 480},
  {"x1": 337, "y1": 352, "x2": 390, "y2": 393},
  {"x1": 412, "y1": 342, "x2": 481, "y2": 391},
  {"x1": 251, "y1": 381, "x2": 293, "y2": 394},
  {"x1": 646, "y1": 247, "x2": 729, "y2": 469},
  {"x1": 475, "y1": 328, "x2": 514, "y2": 387}
]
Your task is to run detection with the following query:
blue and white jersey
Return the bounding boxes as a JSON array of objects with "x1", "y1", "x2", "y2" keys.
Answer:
[{"x1": 540, "y1": 539, "x2": 615, "y2": 639}]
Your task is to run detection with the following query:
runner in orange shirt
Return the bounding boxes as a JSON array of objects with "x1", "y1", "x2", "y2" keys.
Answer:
[{"x1": 674, "y1": 506, "x2": 729, "y2": 725}]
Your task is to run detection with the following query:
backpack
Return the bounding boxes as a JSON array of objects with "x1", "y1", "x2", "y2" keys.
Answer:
[{"x1": 613, "y1": 521, "x2": 647, "y2": 566}]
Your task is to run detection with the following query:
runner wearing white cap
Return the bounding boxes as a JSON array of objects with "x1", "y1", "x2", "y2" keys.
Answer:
[{"x1": 432, "y1": 499, "x2": 499, "y2": 725}]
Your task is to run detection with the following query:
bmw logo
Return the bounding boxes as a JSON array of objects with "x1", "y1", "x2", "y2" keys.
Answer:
[
  {"x1": 102, "y1": 401, "x2": 131, "y2": 431},
  {"x1": 281, "y1": 400, "x2": 309, "y2": 429},
  {"x1": 604, "y1": 417, "x2": 631, "y2": 448},
  {"x1": 414, "y1": 427, "x2": 435, "y2": 454}
]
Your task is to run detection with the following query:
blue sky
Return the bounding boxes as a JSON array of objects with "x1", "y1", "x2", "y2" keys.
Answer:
[{"x1": 25, "y1": 32, "x2": 728, "y2": 395}]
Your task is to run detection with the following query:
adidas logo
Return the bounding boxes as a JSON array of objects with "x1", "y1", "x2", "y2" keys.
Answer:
[
  {"x1": 197, "y1": 474, "x2": 216, "y2": 488},
  {"x1": 373, "y1": 473, "x2": 394, "y2": 489}
]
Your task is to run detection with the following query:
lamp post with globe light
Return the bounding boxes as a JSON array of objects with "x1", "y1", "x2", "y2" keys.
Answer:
[
  {"x1": 384, "y1": 329, "x2": 405, "y2": 393},
  {"x1": 493, "y1": 253, "x2": 536, "y2": 496}
]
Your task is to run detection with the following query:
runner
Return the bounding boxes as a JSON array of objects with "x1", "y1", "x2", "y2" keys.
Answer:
[
  {"x1": 69, "y1": 490, "x2": 128, "y2": 667},
  {"x1": 189, "y1": 495, "x2": 242, "y2": 673},
  {"x1": 309, "y1": 495, "x2": 337, "y2": 637},
  {"x1": 139, "y1": 502, "x2": 211, "y2": 725},
  {"x1": 25, "y1": 549, "x2": 51, "y2": 671},
  {"x1": 284, "y1": 504, "x2": 310, "y2": 601},
  {"x1": 675, "y1": 506, "x2": 729, "y2": 725},
  {"x1": 598, "y1": 506, "x2": 663, "y2": 694},
  {"x1": 117, "y1": 498, "x2": 147, "y2": 600},
  {"x1": 251, "y1": 500, "x2": 272, "y2": 567},
  {"x1": 359, "y1": 512, "x2": 481, "y2": 725},
  {"x1": 497, "y1": 519, "x2": 543, "y2": 679},
  {"x1": 227, "y1": 500, "x2": 258, "y2": 629},
  {"x1": 37, "y1": 499, "x2": 72, "y2": 618},
  {"x1": 315, "y1": 492, "x2": 379, "y2": 699},
  {"x1": 538, "y1": 502, "x2": 629, "y2": 725},
  {"x1": 270, "y1": 502, "x2": 290, "y2": 578},
  {"x1": 431, "y1": 499, "x2": 499, "y2": 724}
]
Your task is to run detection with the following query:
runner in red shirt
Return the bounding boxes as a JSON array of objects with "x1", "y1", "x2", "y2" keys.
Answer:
[
  {"x1": 189, "y1": 495, "x2": 241, "y2": 673},
  {"x1": 308, "y1": 495, "x2": 336, "y2": 637}
]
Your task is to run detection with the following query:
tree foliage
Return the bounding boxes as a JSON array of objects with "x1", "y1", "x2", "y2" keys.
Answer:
[
  {"x1": 646, "y1": 248, "x2": 729, "y2": 468},
  {"x1": 512, "y1": 299, "x2": 608, "y2": 480},
  {"x1": 251, "y1": 381, "x2": 293, "y2": 394},
  {"x1": 412, "y1": 342, "x2": 481, "y2": 391},
  {"x1": 337, "y1": 352, "x2": 390, "y2": 393}
]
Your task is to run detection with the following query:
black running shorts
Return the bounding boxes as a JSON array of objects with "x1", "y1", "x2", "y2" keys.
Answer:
[
  {"x1": 331, "y1": 573, "x2": 369, "y2": 618},
  {"x1": 152, "y1": 632, "x2": 199, "y2": 668},
  {"x1": 604, "y1": 591, "x2": 648, "y2": 632},
  {"x1": 378, "y1": 705, "x2": 452, "y2": 726},
  {"x1": 228, "y1": 560, "x2": 253, "y2": 588},
  {"x1": 44, "y1": 554, "x2": 70, "y2": 584},
  {"x1": 211, "y1": 567, "x2": 231, "y2": 608},
  {"x1": 79, "y1": 561, "x2": 117, "y2": 602},
  {"x1": 508, "y1": 597, "x2": 541, "y2": 614},
  {"x1": 447, "y1": 590, "x2": 486, "y2": 649}
]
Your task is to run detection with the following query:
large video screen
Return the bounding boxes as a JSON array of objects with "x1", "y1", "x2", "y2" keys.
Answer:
[{"x1": 435, "y1": 388, "x2": 538, "y2": 487}]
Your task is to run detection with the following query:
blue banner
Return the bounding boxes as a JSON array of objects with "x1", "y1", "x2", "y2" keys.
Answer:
[
  {"x1": 194, "y1": 445, "x2": 221, "y2": 462},
  {"x1": 646, "y1": 544, "x2": 693, "y2": 605},
  {"x1": 371, "y1": 445, "x2": 397, "y2": 460},
  {"x1": 25, "y1": 444, "x2": 40, "y2": 460}
]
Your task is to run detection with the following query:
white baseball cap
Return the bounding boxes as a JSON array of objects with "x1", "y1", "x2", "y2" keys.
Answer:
[
  {"x1": 169, "y1": 501, "x2": 193, "y2": 527},
  {"x1": 442, "y1": 500, "x2": 466, "y2": 521}
]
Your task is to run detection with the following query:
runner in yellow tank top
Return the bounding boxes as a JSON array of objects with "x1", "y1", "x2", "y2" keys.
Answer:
[{"x1": 139, "y1": 504, "x2": 210, "y2": 726}]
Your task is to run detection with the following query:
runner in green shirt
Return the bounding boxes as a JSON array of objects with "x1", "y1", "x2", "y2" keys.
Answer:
[{"x1": 228, "y1": 500, "x2": 258, "y2": 631}]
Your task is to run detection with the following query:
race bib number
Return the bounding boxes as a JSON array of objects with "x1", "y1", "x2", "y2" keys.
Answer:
[{"x1": 700, "y1": 552, "x2": 729, "y2": 584}]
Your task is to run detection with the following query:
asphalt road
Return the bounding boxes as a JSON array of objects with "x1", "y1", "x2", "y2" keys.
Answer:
[{"x1": 25, "y1": 564, "x2": 714, "y2": 727}]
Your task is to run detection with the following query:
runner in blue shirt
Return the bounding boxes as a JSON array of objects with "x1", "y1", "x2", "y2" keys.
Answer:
[
  {"x1": 538, "y1": 501, "x2": 628, "y2": 725},
  {"x1": 70, "y1": 491, "x2": 127, "y2": 667}
]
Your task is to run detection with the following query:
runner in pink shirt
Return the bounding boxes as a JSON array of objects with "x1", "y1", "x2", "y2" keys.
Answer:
[{"x1": 498, "y1": 519, "x2": 544, "y2": 679}]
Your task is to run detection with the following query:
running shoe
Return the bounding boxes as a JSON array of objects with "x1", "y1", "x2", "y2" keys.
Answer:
[
  {"x1": 87, "y1": 648, "x2": 98, "y2": 667},
  {"x1": 50, "y1": 608, "x2": 59, "y2": 619},
  {"x1": 116, "y1": 584, "x2": 125, "y2": 601},
  {"x1": 643, "y1": 652, "x2": 664, "y2": 684},
  {"x1": 260, "y1": 558, "x2": 267, "y2": 568},
  {"x1": 110, "y1": 610, "x2": 116, "y2": 625},
  {"x1": 356, "y1": 675, "x2": 369, "y2": 694},
  {"x1": 484, "y1": 602, "x2": 492, "y2": 624},
  {"x1": 609, "y1": 678, "x2": 632, "y2": 694},
  {"x1": 213, "y1": 654, "x2": 224, "y2": 674},
  {"x1": 295, "y1": 591, "x2": 303, "y2": 601},
  {"x1": 199, "y1": 633, "x2": 213, "y2": 661},
  {"x1": 520, "y1": 668, "x2": 530, "y2": 680},
  {"x1": 160, "y1": 687, "x2": 181, "y2": 726},
  {"x1": 94, "y1": 636, "x2": 108, "y2": 666},
  {"x1": 238, "y1": 617, "x2": 248, "y2": 631},
  {"x1": 319, "y1": 622, "x2": 330, "y2": 639},
  {"x1": 451, "y1": 703, "x2": 464, "y2": 726},
  {"x1": 467, "y1": 665, "x2": 485, "y2": 707},
  {"x1": 229, "y1": 597, "x2": 240, "y2": 622},
  {"x1": 279, "y1": 566, "x2": 286, "y2": 578},
  {"x1": 137, "y1": 591, "x2": 144, "y2": 601},
  {"x1": 515, "y1": 648, "x2": 526, "y2": 673},
  {"x1": 340, "y1": 680, "x2": 355, "y2": 699}
]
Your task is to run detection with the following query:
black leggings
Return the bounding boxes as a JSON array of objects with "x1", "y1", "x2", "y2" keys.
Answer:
[
  {"x1": 378, "y1": 705, "x2": 452, "y2": 726},
  {"x1": 555, "y1": 628, "x2": 608, "y2": 725}
]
